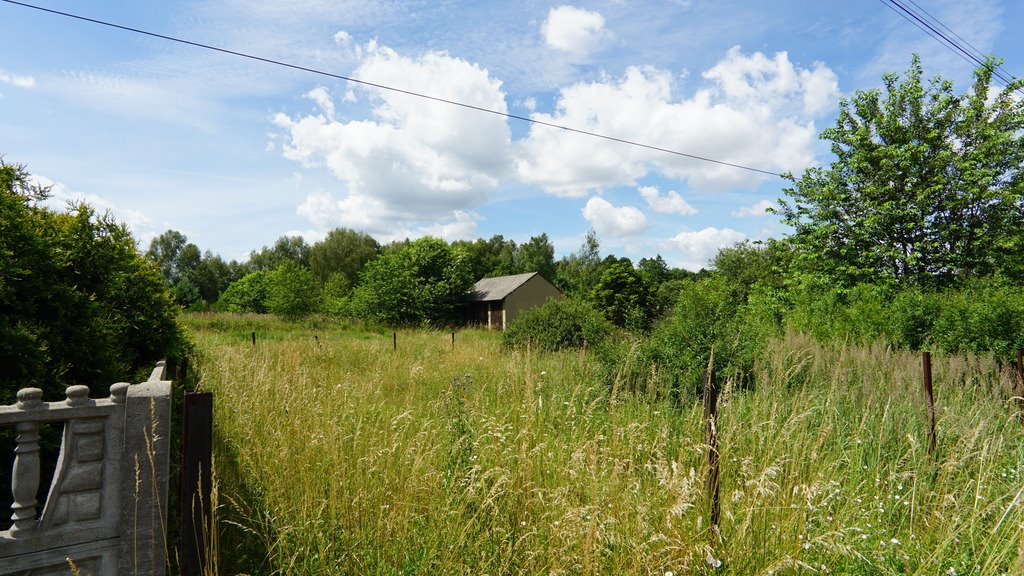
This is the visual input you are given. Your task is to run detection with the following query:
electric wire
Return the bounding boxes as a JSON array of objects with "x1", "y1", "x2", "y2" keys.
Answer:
[
  {"x1": 0, "y1": 0, "x2": 785, "y2": 178},
  {"x1": 878, "y1": 0, "x2": 1021, "y2": 95}
]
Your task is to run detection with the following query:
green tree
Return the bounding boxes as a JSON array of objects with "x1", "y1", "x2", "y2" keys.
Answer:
[
  {"x1": 590, "y1": 259, "x2": 654, "y2": 329},
  {"x1": 249, "y1": 235, "x2": 311, "y2": 271},
  {"x1": 0, "y1": 159, "x2": 183, "y2": 402},
  {"x1": 265, "y1": 262, "x2": 320, "y2": 320},
  {"x1": 514, "y1": 233, "x2": 556, "y2": 280},
  {"x1": 218, "y1": 271, "x2": 270, "y2": 313},
  {"x1": 555, "y1": 230, "x2": 602, "y2": 296},
  {"x1": 778, "y1": 55, "x2": 1024, "y2": 287},
  {"x1": 146, "y1": 229, "x2": 189, "y2": 284},
  {"x1": 454, "y1": 235, "x2": 517, "y2": 280},
  {"x1": 308, "y1": 227, "x2": 380, "y2": 287},
  {"x1": 353, "y1": 237, "x2": 473, "y2": 326}
]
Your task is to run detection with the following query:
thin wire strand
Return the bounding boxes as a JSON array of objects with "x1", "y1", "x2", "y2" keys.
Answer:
[
  {"x1": 879, "y1": 0, "x2": 1022, "y2": 95},
  {"x1": 0, "y1": 0, "x2": 785, "y2": 178}
]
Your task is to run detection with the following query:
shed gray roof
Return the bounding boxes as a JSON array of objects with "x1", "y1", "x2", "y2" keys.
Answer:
[{"x1": 468, "y1": 272, "x2": 540, "y2": 302}]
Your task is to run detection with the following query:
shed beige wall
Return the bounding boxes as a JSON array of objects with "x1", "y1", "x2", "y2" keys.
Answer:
[{"x1": 502, "y1": 274, "x2": 562, "y2": 328}]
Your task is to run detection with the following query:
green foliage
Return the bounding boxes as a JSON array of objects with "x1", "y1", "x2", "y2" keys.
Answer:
[
  {"x1": 554, "y1": 229, "x2": 603, "y2": 296},
  {"x1": 928, "y1": 281, "x2": 1024, "y2": 360},
  {"x1": 590, "y1": 259, "x2": 655, "y2": 330},
  {"x1": 0, "y1": 159, "x2": 184, "y2": 402},
  {"x1": 265, "y1": 262, "x2": 320, "y2": 321},
  {"x1": 629, "y1": 275, "x2": 777, "y2": 398},
  {"x1": 453, "y1": 233, "x2": 555, "y2": 282},
  {"x1": 352, "y1": 237, "x2": 473, "y2": 326},
  {"x1": 501, "y1": 297, "x2": 613, "y2": 352},
  {"x1": 319, "y1": 273, "x2": 353, "y2": 317},
  {"x1": 249, "y1": 235, "x2": 311, "y2": 271},
  {"x1": 779, "y1": 55, "x2": 1024, "y2": 287},
  {"x1": 218, "y1": 270, "x2": 270, "y2": 314},
  {"x1": 308, "y1": 227, "x2": 380, "y2": 286},
  {"x1": 515, "y1": 233, "x2": 557, "y2": 281},
  {"x1": 147, "y1": 230, "x2": 245, "y2": 306}
]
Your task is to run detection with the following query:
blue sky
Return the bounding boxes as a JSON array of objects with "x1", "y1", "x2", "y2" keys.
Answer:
[{"x1": 1, "y1": 0, "x2": 1019, "y2": 269}]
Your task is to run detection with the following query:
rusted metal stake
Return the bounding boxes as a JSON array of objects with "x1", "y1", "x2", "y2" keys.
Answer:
[
  {"x1": 703, "y1": 356, "x2": 720, "y2": 541},
  {"x1": 922, "y1": 351, "x2": 936, "y2": 459}
]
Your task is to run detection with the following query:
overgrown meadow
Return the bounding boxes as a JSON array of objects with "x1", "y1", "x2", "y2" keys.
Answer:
[{"x1": 187, "y1": 314, "x2": 1024, "y2": 575}]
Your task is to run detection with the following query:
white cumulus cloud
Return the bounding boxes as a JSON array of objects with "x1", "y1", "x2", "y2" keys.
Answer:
[
  {"x1": 638, "y1": 185, "x2": 697, "y2": 215},
  {"x1": 542, "y1": 5, "x2": 609, "y2": 58},
  {"x1": 515, "y1": 48, "x2": 840, "y2": 197},
  {"x1": 275, "y1": 39, "x2": 512, "y2": 236},
  {"x1": 0, "y1": 70, "x2": 36, "y2": 89},
  {"x1": 732, "y1": 199, "x2": 776, "y2": 217},
  {"x1": 305, "y1": 86, "x2": 336, "y2": 121},
  {"x1": 666, "y1": 227, "x2": 746, "y2": 271},
  {"x1": 581, "y1": 197, "x2": 647, "y2": 237}
]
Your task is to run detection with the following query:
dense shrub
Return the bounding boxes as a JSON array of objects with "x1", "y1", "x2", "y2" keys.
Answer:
[
  {"x1": 501, "y1": 297, "x2": 613, "y2": 352},
  {"x1": 607, "y1": 275, "x2": 779, "y2": 400},
  {"x1": 782, "y1": 276, "x2": 1024, "y2": 360},
  {"x1": 352, "y1": 237, "x2": 473, "y2": 326},
  {"x1": 265, "y1": 262, "x2": 320, "y2": 320},
  {"x1": 929, "y1": 282, "x2": 1024, "y2": 360},
  {"x1": 0, "y1": 159, "x2": 185, "y2": 402},
  {"x1": 218, "y1": 271, "x2": 270, "y2": 314}
]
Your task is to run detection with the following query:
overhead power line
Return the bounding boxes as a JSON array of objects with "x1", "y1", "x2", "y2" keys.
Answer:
[
  {"x1": 878, "y1": 0, "x2": 1022, "y2": 95},
  {"x1": 1, "y1": 0, "x2": 785, "y2": 179}
]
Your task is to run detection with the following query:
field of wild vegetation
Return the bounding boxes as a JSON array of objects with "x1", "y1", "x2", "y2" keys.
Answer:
[{"x1": 187, "y1": 313, "x2": 1024, "y2": 576}]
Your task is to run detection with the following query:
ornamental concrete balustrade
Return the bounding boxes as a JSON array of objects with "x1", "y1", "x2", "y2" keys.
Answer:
[{"x1": 0, "y1": 362, "x2": 172, "y2": 576}]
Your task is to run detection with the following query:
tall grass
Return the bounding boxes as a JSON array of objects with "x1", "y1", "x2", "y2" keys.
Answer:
[{"x1": 187, "y1": 316, "x2": 1024, "y2": 575}]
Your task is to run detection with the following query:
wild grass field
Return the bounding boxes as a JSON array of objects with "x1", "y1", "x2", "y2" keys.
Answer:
[{"x1": 186, "y1": 313, "x2": 1024, "y2": 575}]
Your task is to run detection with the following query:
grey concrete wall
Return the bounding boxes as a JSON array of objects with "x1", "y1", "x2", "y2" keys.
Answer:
[{"x1": 0, "y1": 363, "x2": 172, "y2": 576}]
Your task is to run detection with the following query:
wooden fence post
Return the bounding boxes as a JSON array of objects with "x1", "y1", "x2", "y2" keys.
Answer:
[
  {"x1": 703, "y1": 355, "x2": 720, "y2": 542},
  {"x1": 393, "y1": 332, "x2": 397, "y2": 351},
  {"x1": 251, "y1": 331, "x2": 256, "y2": 346},
  {"x1": 922, "y1": 351, "x2": 936, "y2": 459}
]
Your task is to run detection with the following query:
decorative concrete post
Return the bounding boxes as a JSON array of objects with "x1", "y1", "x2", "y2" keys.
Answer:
[{"x1": 9, "y1": 388, "x2": 44, "y2": 536}]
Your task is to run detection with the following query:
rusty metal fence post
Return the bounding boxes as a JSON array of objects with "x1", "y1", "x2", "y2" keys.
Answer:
[
  {"x1": 703, "y1": 359, "x2": 720, "y2": 541},
  {"x1": 922, "y1": 351, "x2": 936, "y2": 459}
]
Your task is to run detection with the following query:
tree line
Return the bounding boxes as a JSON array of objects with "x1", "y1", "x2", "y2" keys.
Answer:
[{"x1": 148, "y1": 226, "x2": 700, "y2": 328}]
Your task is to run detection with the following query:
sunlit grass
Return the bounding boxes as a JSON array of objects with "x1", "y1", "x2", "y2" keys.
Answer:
[{"x1": 186, "y1": 314, "x2": 1024, "y2": 575}]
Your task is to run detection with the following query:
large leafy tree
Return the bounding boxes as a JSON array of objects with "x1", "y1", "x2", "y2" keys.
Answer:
[
  {"x1": 555, "y1": 230, "x2": 603, "y2": 296},
  {"x1": 0, "y1": 159, "x2": 183, "y2": 402},
  {"x1": 515, "y1": 233, "x2": 557, "y2": 281},
  {"x1": 265, "y1": 262, "x2": 320, "y2": 320},
  {"x1": 590, "y1": 258, "x2": 655, "y2": 329},
  {"x1": 778, "y1": 56, "x2": 1024, "y2": 287},
  {"x1": 249, "y1": 235, "x2": 311, "y2": 271},
  {"x1": 353, "y1": 237, "x2": 473, "y2": 326},
  {"x1": 308, "y1": 227, "x2": 380, "y2": 288}
]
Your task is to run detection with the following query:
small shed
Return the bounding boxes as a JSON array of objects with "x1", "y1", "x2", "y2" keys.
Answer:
[{"x1": 467, "y1": 272, "x2": 562, "y2": 330}]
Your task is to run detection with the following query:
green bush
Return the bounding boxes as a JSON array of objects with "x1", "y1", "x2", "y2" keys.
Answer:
[
  {"x1": 929, "y1": 282, "x2": 1024, "y2": 360},
  {"x1": 265, "y1": 262, "x2": 320, "y2": 321},
  {"x1": 501, "y1": 297, "x2": 613, "y2": 352},
  {"x1": 0, "y1": 159, "x2": 185, "y2": 402},
  {"x1": 218, "y1": 271, "x2": 269, "y2": 314}
]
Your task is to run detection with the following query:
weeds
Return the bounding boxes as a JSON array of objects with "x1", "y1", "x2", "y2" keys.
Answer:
[{"x1": 187, "y1": 316, "x2": 1024, "y2": 575}]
